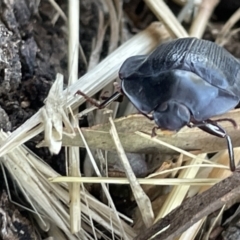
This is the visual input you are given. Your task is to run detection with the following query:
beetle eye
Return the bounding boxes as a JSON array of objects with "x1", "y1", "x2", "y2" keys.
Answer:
[{"x1": 158, "y1": 102, "x2": 168, "y2": 112}]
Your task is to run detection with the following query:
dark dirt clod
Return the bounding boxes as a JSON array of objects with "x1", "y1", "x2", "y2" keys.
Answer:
[
  {"x1": 0, "y1": 23, "x2": 21, "y2": 94},
  {"x1": 0, "y1": 106, "x2": 11, "y2": 131},
  {"x1": 0, "y1": 191, "x2": 38, "y2": 240}
]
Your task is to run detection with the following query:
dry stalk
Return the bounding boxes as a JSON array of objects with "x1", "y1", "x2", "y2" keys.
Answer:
[
  {"x1": 48, "y1": 0, "x2": 67, "y2": 21},
  {"x1": 84, "y1": 6, "x2": 108, "y2": 182},
  {"x1": 189, "y1": 0, "x2": 219, "y2": 38},
  {"x1": 154, "y1": 153, "x2": 207, "y2": 223},
  {"x1": 50, "y1": 177, "x2": 220, "y2": 186},
  {"x1": 144, "y1": 0, "x2": 189, "y2": 38},
  {"x1": 76, "y1": 126, "x2": 129, "y2": 239},
  {"x1": 105, "y1": 0, "x2": 119, "y2": 54},
  {"x1": 109, "y1": 116, "x2": 154, "y2": 228},
  {"x1": 1, "y1": 129, "x2": 136, "y2": 239},
  {"x1": 177, "y1": 0, "x2": 195, "y2": 23},
  {"x1": 87, "y1": 9, "x2": 107, "y2": 71},
  {"x1": 48, "y1": 0, "x2": 87, "y2": 67},
  {"x1": 68, "y1": 0, "x2": 81, "y2": 233}
]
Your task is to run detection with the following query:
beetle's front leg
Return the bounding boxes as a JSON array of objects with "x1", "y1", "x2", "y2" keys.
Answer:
[
  {"x1": 188, "y1": 118, "x2": 238, "y2": 129},
  {"x1": 75, "y1": 90, "x2": 122, "y2": 109},
  {"x1": 188, "y1": 119, "x2": 236, "y2": 172}
]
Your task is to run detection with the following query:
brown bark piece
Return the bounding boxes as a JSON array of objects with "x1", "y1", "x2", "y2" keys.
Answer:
[{"x1": 63, "y1": 109, "x2": 240, "y2": 155}]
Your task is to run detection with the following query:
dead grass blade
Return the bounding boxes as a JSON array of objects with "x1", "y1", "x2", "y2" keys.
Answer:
[
  {"x1": 154, "y1": 153, "x2": 207, "y2": 222},
  {"x1": 0, "y1": 129, "x2": 137, "y2": 239},
  {"x1": 144, "y1": 0, "x2": 189, "y2": 37},
  {"x1": 50, "y1": 177, "x2": 220, "y2": 185},
  {"x1": 67, "y1": 0, "x2": 81, "y2": 233},
  {"x1": 76, "y1": 125, "x2": 130, "y2": 239},
  {"x1": 48, "y1": 0, "x2": 67, "y2": 21},
  {"x1": 109, "y1": 116, "x2": 154, "y2": 228},
  {"x1": 189, "y1": 0, "x2": 220, "y2": 38}
]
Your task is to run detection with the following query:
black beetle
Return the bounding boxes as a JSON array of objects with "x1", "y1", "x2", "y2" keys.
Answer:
[{"x1": 77, "y1": 37, "x2": 240, "y2": 171}]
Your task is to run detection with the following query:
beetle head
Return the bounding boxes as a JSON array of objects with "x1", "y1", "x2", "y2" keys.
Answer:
[{"x1": 153, "y1": 101, "x2": 191, "y2": 131}]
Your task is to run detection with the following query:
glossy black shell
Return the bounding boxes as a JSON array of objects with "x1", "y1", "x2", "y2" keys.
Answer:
[
  {"x1": 151, "y1": 38, "x2": 240, "y2": 92},
  {"x1": 119, "y1": 38, "x2": 240, "y2": 129}
]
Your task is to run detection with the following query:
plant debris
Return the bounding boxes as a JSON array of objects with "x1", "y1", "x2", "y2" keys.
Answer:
[{"x1": 0, "y1": 0, "x2": 240, "y2": 239}]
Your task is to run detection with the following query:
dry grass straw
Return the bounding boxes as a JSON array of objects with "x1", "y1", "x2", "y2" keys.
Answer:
[
  {"x1": 135, "y1": 131, "x2": 228, "y2": 168},
  {"x1": 144, "y1": 0, "x2": 189, "y2": 38},
  {"x1": 109, "y1": 116, "x2": 154, "y2": 228},
  {"x1": 177, "y1": 0, "x2": 195, "y2": 23},
  {"x1": 1, "y1": 129, "x2": 136, "y2": 239},
  {"x1": 67, "y1": 0, "x2": 81, "y2": 233},
  {"x1": 76, "y1": 122, "x2": 129, "y2": 239},
  {"x1": 154, "y1": 153, "x2": 207, "y2": 222},
  {"x1": 189, "y1": 0, "x2": 220, "y2": 38},
  {"x1": 50, "y1": 177, "x2": 220, "y2": 185},
  {"x1": 48, "y1": 0, "x2": 67, "y2": 22}
]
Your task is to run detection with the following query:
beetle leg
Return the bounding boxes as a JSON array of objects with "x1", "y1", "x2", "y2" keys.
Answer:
[
  {"x1": 75, "y1": 90, "x2": 102, "y2": 108},
  {"x1": 188, "y1": 118, "x2": 238, "y2": 129},
  {"x1": 151, "y1": 126, "x2": 159, "y2": 137},
  {"x1": 99, "y1": 91, "x2": 122, "y2": 108},
  {"x1": 100, "y1": 83, "x2": 124, "y2": 103},
  {"x1": 225, "y1": 135, "x2": 235, "y2": 172},
  {"x1": 75, "y1": 90, "x2": 122, "y2": 109},
  {"x1": 188, "y1": 119, "x2": 236, "y2": 171}
]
